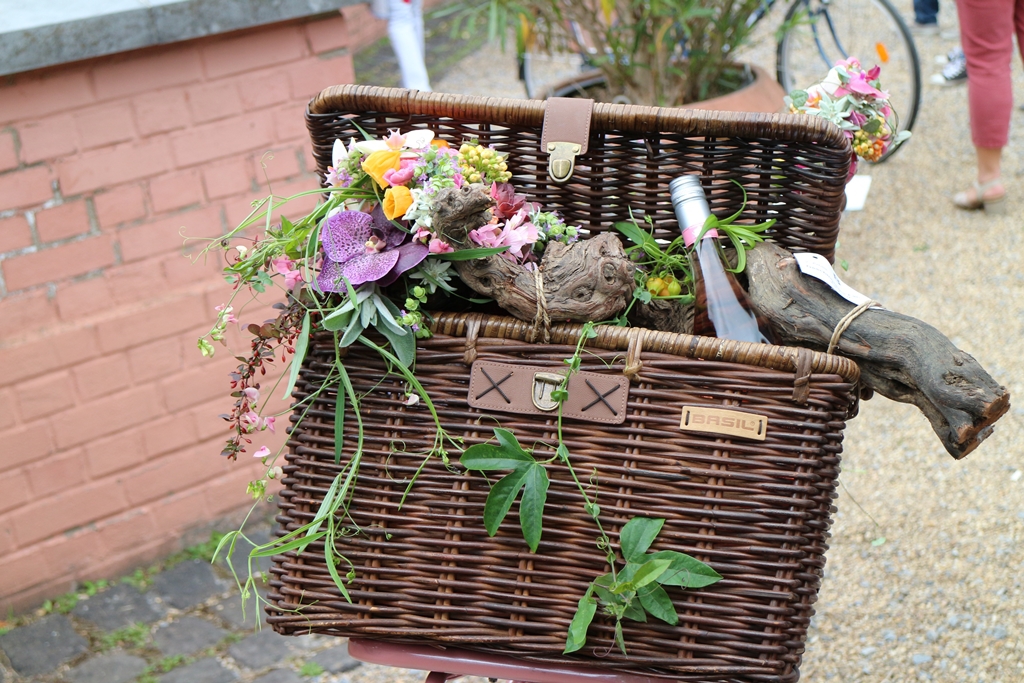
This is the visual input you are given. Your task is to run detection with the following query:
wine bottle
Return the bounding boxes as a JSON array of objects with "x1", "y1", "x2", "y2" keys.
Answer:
[{"x1": 669, "y1": 175, "x2": 777, "y2": 345}]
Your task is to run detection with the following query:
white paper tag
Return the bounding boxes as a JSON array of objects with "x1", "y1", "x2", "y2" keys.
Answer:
[{"x1": 793, "y1": 253, "x2": 881, "y2": 308}]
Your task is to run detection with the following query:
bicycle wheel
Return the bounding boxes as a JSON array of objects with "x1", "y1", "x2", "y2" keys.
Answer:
[{"x1": 776, "y1": 0, "x2": 921, "y2": 161}]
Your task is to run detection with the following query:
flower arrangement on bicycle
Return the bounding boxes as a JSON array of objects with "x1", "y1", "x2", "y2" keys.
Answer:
[{"x1": 785, "y1": 58, "x2": 912, "y2": 172}]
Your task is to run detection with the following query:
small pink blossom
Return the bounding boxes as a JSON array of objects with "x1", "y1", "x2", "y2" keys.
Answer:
[
  {"x1": 383, "y1": 158, "x2": 417, "y2": 186},
  {"x1": 385, "y1": 129, "x2": 406, "y2": 149},
  {"x1": 848, "y1": 110, "x2": 868, "y2": 127},
  {"x1": 253, "y1": 446, "x2": 271, "y2": 459},
  {"x1": 215, "y1": 304, "x2": 238, "y2": 324},
  {"x1": 468, "y1": 209, "x2": 539, "y2": 263},
  {"x1": 263, "y1": 415, "x2": 276, "y2": 433},
  {"x1": 242, "y1": 410, "x2": 261, "y2": 432},
  {"x1": 243, "y1": 387, "x2": 260, "y2": 403},
  {"x1": 428, "y1": 237, "x2": 453, "y2": 254},
  {"x1": 272, "y1": 257, "x2": 303, "y2": 290},
  {"x1": 413, "y1": 226, "x2": 432, "y2": 243}
]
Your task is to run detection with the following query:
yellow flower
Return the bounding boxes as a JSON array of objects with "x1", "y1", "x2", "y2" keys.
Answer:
[
  {"x1": 383, "y1": 185, "x2": 414, "y2": 220},
  {"x1": 361, "y1": 150, "x2": 402, "y2": 188}
]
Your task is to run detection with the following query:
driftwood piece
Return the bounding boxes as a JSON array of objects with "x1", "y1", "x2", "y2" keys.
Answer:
[
  {"x1": 431, "y1": 185, "x2": 635, "y2": 325},
  {"x1": 744, "y1": 241, "x2": 1010, "y2": 459}
]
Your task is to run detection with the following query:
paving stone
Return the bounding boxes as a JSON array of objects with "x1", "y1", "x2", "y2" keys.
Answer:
[
  {"x1": 211, "y1": 590, "x2": 267, "y2": 629},
  {"x1": 252, "y1": 670, "x2": 300, "y2": 683},
  {"x1": 71, "y1": 583, "x2": 163, "y2": 631},
  {"x1": 152, "y1": 559, "x2": 224, "y2": 610},
  {"x1": 153, "y1": 616, "x2": 229, "y2": 657},
  {"x1": 286, "y1": 633, "x2": 332, "y2": 652},
  {"x1": 310, "y1": 644, "x2": 361, "y2": 674},
  {"x1": 0, "y1": 614, "x2": 88, "y2": 677},
  {"x1": 66, "y1": 651, "x2": 147, "y2": 683},
  {"x1": 159, "y1": 657, "x2": 237, "y2": 683},
  {"x1": 227, "y1": 629, "x2": 291, "y2": 671}
]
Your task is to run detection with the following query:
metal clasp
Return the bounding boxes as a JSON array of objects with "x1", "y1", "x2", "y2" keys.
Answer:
[
  {"x1": 531, "y1": 372, "x2": 565, "y2": 411},
  {"x1": 547, "y1": 141, "x2": 581, "y2": 183}
]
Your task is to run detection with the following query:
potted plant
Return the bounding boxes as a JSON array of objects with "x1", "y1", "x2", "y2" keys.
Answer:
[{"x1": 457, "y1": 0, "x2": 783, "y2": 110}]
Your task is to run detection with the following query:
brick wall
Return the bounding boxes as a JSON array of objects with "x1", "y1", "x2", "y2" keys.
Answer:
[{"x1": 0, "y1": 11, "x2": 374, "y2": 612}]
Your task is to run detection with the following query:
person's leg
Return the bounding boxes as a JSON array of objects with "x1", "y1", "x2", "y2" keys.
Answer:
[
  {"x1": 387, "y1": 0, "x2": 431, "y2": 91},
  {"x1": 411, "y1": 0, "x2": 426, "y2": 60},
  {"x1": 954, "y1": 0, "x2": 1013, "y2": 205},
  {"x1": 913, "y1": 0, "x2": 939, "y2": 25}
]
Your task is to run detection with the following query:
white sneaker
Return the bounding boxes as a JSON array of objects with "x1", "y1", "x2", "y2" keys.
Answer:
[
  {"x1": 910, "y1": 22, "x2": 940, "y2": 37},
  {"x1": 930, "y1": 50, "x2": 967, "y2": 86}
]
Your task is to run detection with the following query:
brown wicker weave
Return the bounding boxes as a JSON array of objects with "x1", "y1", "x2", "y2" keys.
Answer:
[
  {"x1": 268, "y1": 314, "x2": 860, "y2": 683},
  {"x1": 305, "y1": 85, "x2": 851, "y2": 261},
  {"x1": 267, "y1": 87, "x2": 860, "y2": 682}
]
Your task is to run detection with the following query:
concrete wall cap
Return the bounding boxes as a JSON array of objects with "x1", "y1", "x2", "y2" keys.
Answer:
[{"x1": 0, "y1": 0, "x2": 360, "y2": 77}]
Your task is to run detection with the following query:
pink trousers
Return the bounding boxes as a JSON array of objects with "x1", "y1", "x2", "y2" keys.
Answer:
[{"x1": 956, "y1": 0, "x2": 1024, "y2": 148}]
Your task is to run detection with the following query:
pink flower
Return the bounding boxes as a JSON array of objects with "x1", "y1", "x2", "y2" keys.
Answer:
[
  {"x1": 468, "y1": 209, "x2": 539, "y2": 263},
  {"x1": 243, "y1": 387, "x2": 260, "y2": 403},
  {"x1": 263, "y1": 415, "x2": 276, "y2": 433},
  {"x1": 383, "y1": 158, "x2": 417, "y2": 186},
  {"x1": 836, "y1": 57, "x2": 861, "y2": 70},
  {"x1": 428, "y1": 237, "x2": 453, "y2": 254},
  {"x1": 490, "y1": 183, "x2": 537, "y2": 220},
  {"x1": 385, "y1": 129, "x2": 406, "y2": 150},
  {"x1": 835, "y1": 71, "x2": 887, "y2": 99},
  {"x1": 272, "y1": 257, "x2": 303, "y2": 290},
  {"x1": 253, "y1": 446, "x2": 271, "y2": 459},
  {"x1": 413, "y1": 226, "x2": 432, "y2": 243},
  {"x1": 242, "y1": 411, "x2": 262, "y2": 432},
  {"x1": 848, "y1": 110, "x2": 868, "y2": 127},
  {"x1": 215, "y1": 304, "x2": 237, "y2": 324}
]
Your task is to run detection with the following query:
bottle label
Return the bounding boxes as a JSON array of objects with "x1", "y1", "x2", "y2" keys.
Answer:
[
  {"x1": 793, "y1": 253, "x2": 883, "y2": 308},
  {"x1": 682, "y1": 223, "x2": 719, "y2": 247}
]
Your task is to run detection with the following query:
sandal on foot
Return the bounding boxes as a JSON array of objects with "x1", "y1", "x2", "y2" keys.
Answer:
[{"x1": 954, "y1": 178, "x2": 1006, "y2": 214}]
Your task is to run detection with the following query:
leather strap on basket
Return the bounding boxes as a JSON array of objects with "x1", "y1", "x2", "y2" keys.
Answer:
[{"x1": 540, "y1": 97, "x2": 593, "y2": 183}]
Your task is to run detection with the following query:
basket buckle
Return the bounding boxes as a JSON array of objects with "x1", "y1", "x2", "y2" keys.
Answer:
[
  {"x1": 531, "y1": 372, "x2": 565, "y2": 411},
  {"x1": 546, "y1": 142, "x2": 581, "y2": 183}
]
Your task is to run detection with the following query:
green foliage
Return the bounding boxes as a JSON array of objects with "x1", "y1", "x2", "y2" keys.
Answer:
[
  {"x1": 41, "y1": 592, "x2": 79, "y2": 615},
  {"x1": 564, "y1": 517, "x2": 722, "y2": 654},
  {"x1": 460, "y1": 428, "x2": 549, "y2": 552},
  {"x1": 100, "y1": 623, "x2": 150, "y2": 651},
  {"x1": 299, "y1": 661, "x2": 326, "y2": 677},
  {"x1": 151, "y1": 654, "x2": 188, "y2": 673}
]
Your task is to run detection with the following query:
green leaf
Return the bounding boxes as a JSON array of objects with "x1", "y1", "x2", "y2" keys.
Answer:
[
  {"x1": 519, "y1": 464, "x2": 548, "y2": 552},
  {"x1": 322, "y1": 309, "x2": 352, "y2": 332},
  {"x1": 432, "y1": 246, "x2": 510, "y2": 261},
  {"x1": 862, "y1": 117, "x2": 882, "y2": 134},
  {"x1": 338, "y1": 311, "x2": 366, "y2": 348},
  {"x1": 460, "y1": 444, "x2": 534, "y2": 470},
  {"x1": 493, "y1": 427, "x2": 524, "y2": 454},
  {"x1": 647, "y1": 550, "x2": 722, "y2": 588},
  {"x1": 614, "y1": 620, "x2": 627, "y2": 655},
  {"x1": 282, "y1": 312, "x2": 311, "y2": 400},
  {"x1": 613, "y1": 220, "x2": 658, "y2": 250},
  {"x1": 638, "y1": 584, "x2": 678, "y2": 625},
  {"x1": 377, "y1": 320, "x2": 416, "y2": 368},
  {"x1": 482, "y1": 467, "x2": 529, "y2": 536},
  {"x1": 619, "y1": 517, "x2": 665, "y2": 561},
  {"x1": 563, "y1": 586, "x2": 597, "y2": 653},
  {"x1": 630, "y1": 558, "x2": 672, "y2": 589},
  {"x1": 621, "y1": 596, "x2": 647, "y2": 622},
  {"x1": 790, "y1": 89, "x2": 809, "y2": 107},
  {"x1": 249, "y1": 530, "x2": 327, "y2": 557}
]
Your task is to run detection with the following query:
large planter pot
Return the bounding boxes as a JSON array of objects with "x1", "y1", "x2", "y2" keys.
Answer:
[{"x1": 544, "y1": 64, "x2": 786, "y2": 115}]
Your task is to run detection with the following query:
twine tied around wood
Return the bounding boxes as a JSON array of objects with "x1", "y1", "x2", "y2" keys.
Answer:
[
  {"x1": 827, "y1": 300, "x2": 881, "y2": 355},
  {"x1": 528, "y1": 267, "x2": 551, "y2": 343}
]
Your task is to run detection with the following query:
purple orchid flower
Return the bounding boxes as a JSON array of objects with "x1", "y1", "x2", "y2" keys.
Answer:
[{"x1": 316, "y1": 205, "x2": 428, "y2": 292}]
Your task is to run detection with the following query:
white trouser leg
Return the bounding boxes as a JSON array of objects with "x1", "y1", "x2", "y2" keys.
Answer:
[{"x1": 387, "y1": 0, "x2": 431, "y2": 91}]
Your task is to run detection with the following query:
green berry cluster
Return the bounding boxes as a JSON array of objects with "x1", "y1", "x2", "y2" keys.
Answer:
[{"x1": 399, "y1": 285, "x2": 432, "y2": 338}]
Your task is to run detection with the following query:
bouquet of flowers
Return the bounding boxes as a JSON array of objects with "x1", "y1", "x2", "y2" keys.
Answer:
[
  {"x1": 784, "y1": 57, "x2": 911, "y2": 175},
  {"x1": 197, "y1": 128, "x2": 581, "y2": 463}
]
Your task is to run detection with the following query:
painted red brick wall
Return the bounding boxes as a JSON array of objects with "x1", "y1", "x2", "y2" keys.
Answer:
[{"x1": 0, "y1": 12, "x2": 364, "y2": 612}]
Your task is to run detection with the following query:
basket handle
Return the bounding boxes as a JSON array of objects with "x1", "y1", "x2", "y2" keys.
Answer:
[
  {"x1": 624, "y1": 328, "x2": 647, "y2": 381},
  {"x1": 791, "y1": 347, "x2": 813, "y2": 404},
  {"x1": 462, "y1": 314, "x2": 483, "y2": 365}
]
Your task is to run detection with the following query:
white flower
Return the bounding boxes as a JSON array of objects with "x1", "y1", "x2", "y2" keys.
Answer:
[
  {"x1": 403, "y1": 393, "x2": 420, "y2": 407},
  {"x1": 819, "y1": 67, "x2": 843, "y2": 96},
  {"x1": 353, "y1": 128, "x2": 434, "y2": 155}
]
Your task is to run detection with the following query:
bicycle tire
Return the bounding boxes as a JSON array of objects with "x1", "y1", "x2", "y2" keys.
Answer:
[{"x1": 776, "y1": 0, "x2": 921, "y2": 162}]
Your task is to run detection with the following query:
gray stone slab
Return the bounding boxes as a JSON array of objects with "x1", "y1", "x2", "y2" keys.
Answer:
[
  {"x1": 152, "y1": 560, "x2": 223, "y2": 610},
  {"x1": 310, "y1": 644, "x2": 361, "y2": 674},
  {"x1": 0, "y1": 0, "x2": 362, "y2": 77},
  {"x1": 153, "y1": 616, "x2": 229, "y2": 657},
  {"x1": 159, "y1": 657, "x2": 237, "y2": 683},
  {"x1": 71, "y1": 583, "x2": 163, "y2": 631},
  {"x1": 227, "y1": 630, "x2": 291, "y2": 670},
  {"x1": 0, "y1": 614, "x2": 89, "y2": 677},
  {"x1": 67, "y1": 651, "x2": 148, "y2": 683},
  {"x1": 253, "y1": 670, "x2": 301, "y2": 683}
]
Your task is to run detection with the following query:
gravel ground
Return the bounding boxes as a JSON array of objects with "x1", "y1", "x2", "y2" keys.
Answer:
[{"x1": 350, "y1": 5, "x2": 1024, "y2": 683}]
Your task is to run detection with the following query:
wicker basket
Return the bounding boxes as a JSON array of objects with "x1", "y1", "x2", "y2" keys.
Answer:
[{"x1": 266, "y1": 87, "x2": 859, "y2": 682}]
